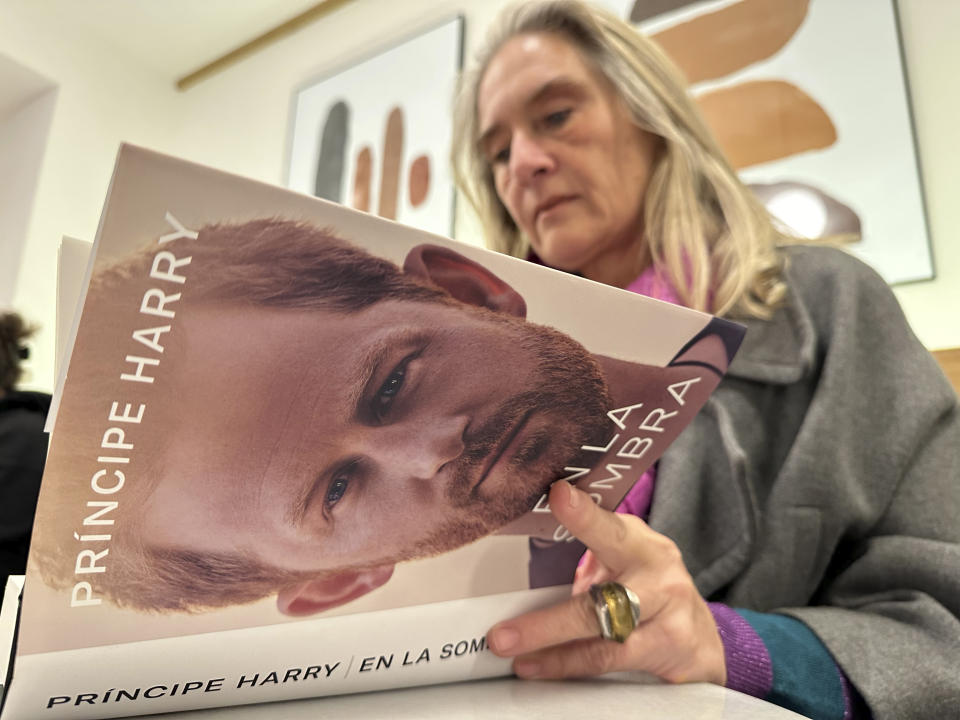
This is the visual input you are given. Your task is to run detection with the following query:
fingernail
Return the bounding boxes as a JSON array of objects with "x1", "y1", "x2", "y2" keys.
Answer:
[
  {"x1": 514, "y1": 660, "x2": 541, "y2": 678},
  {"x1": 566, "y1": 482, "x2": 580, "y2": 509},
  {"x1": 490, "y1": 627, "x2": 519, "y2": 654},
  {"x1": 554, "y1": 480, "x2": 580, "y2": 508}
]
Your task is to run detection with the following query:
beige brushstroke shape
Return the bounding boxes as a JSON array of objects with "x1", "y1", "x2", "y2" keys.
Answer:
[
  {"x1": 651, "y1": 0, "x2": 810, "y2": 85},
  {"x1": 378, "y1": 106, "x2": 404, "y2": 220},
  {"x1": 353, "y1": 146, "x2": 372, "y2": 212},
  {"x1": 696, "y1": 80, "x2": 837, "y2": 169},
  {"x1": 409, "y1": 155, "x2": 430, "y2": 207}
]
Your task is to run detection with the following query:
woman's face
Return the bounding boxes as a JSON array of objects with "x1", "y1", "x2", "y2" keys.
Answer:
[{"x1": 477, "y1": 33, "x2": 660, "y2": 286}]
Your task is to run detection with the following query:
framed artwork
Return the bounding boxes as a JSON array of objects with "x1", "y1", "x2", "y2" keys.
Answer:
[
  {"x1": 286, "y1": 16, "x2": 464, "y2": 237},
  {"x1": 596, "y1": 0, "x2": 933, "y2": 284}
]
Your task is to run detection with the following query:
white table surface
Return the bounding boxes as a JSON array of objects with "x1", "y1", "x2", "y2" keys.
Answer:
[{"x1": 131, "y1": 677, "x2": 810, "y2": 719}]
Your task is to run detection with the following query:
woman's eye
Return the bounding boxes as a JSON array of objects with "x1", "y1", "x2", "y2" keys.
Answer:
[
  {"x1": 492, "y1": 145, "x2": 510, "y2": 165},
  {"x1": 544, "y1": 109, "x2": 571, "y2": 128},
  {"x1": 325, "y1": 474, "x2": 350, "y2": 508}
]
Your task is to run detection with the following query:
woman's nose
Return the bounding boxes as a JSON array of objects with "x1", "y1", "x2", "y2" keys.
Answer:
[{"x1": 509, "y1": 132, "x2": 554, "y2": 184}]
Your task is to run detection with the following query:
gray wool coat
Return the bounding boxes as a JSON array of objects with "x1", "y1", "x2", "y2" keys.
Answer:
[{"x1": 653, "y1": 245, "x2": 960, "y2": 719}]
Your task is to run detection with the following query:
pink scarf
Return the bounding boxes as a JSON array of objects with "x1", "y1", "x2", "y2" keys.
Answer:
[{"x1": 616, "y1": 264, "x2": 684, "y2": 519}]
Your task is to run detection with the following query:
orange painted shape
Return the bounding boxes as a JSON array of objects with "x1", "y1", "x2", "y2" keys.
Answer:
[
  {"x1": 651, "y1": 0, "x2": 810, "y2": 85},
  {"x1": 408, "y1": 155, "x2": 430, "y2": 207},
  {"x1": 697, "y1": 79, "x2": 836, "y2": 169},
  {"x1": 378, "y1": 107, "x2": 404, "y2": 220},
  {"x1": 353, "y1": 146, "x2": 372, "y2": 212}
]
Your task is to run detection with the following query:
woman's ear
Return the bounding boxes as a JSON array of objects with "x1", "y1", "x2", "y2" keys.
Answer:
[
  {"x1": 403, "y1": 244, "x2": 527, "y2": 318},
  {"x1": 276, "y1": 564, "x2": 394, "y2": 617}
]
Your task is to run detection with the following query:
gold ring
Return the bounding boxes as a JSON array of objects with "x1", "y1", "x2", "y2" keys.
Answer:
[{"x1": 590, "y1": 581, "x2": 641, "y2": 643}]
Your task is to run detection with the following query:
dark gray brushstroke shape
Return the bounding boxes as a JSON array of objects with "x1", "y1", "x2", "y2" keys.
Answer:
[
  {"x1": 315, "y1": 100, "x2": 349, "y2": 202},
  {"x1": 630, "y1": 0, "x2": 699, "y2": 23}
]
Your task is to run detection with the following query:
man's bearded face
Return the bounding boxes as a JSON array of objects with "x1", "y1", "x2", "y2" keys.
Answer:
[{"x1": 138, "y1": 297, "x2": 610, "y2": 572}]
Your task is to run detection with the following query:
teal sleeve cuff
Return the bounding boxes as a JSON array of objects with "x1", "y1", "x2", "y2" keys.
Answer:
[{"x1": 735, "y1": 609, "x2": 859, "y2": 720}]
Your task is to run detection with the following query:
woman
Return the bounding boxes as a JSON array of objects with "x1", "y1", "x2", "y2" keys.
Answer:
[{"x1": 451, "y1": 2, "x2": 960, "y2": 718}]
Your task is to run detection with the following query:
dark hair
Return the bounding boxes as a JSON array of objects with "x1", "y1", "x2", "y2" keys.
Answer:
[
  {"x1": 32, "y1": 218, "x2": 455, "y2": 612},
  {"x1": 90, "y1": 217, "x2": 449, "y2": 312},
  {"x1": 0, "y1": 312, "x2": 36, "y2": 392}
]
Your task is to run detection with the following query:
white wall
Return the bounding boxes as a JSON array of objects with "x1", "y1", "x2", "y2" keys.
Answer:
[
  {"x1": 891, "y1": 2, "x2": 960, "y2": 352},
  {"x1": 161, "y1": 0, "x2": 503, "y2": 241},
  {"x1": 0, "y1": 2, "x2": 183, "y2": 391},
  {"x1": 0, "y1": 83, "x2": 56, "y2": 310},
  {"x1": 2, "y1": 0, "x2": 958, "y2": 393}
]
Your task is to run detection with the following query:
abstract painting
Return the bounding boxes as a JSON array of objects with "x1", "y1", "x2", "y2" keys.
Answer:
[
  {"x1": 596, "y1": 0, "x2": 932, "y2": 284},
  {"x1": 287, "y1": 16, "x2": 463, "y2": 237}
]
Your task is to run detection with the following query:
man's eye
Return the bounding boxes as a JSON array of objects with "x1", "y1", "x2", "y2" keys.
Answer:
[
  {"x1": 325, "y1": 474, "x2": 350, "y2": 508},
  {"x1": 544, "y1": 109, "x2": 571, "y2": 128},
  {"x1": 372, "y1": 362, "x2": 408, "y2": 420}
]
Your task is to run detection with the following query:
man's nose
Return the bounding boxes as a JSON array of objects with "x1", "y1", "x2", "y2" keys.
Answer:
[
  {"x1": 509, "y1": 131, "x2": 554, "y2": 185},
  {"x1": 392, "y1": 413, "x2": 469, "y2": 482}
]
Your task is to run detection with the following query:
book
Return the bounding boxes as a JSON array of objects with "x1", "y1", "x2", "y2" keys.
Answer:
[
  {"x1": 46, "y1": 237, "x2": 94, "y2": 436},
  {"x1": 0, "y1": 144, "x2": 744, "y2": 719}
]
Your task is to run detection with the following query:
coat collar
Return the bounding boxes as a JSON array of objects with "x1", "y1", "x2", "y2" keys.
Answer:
[
  {"x1": 649, "y1": 400, "x2": 760, "y2": 598},
  {"x1": 615, "y1": 251, "x2": 817, "y2": 386},
  {"x1": 648, "y1": 259, "x2": 818, "y2": 596},
  {"x1": 725, "y1": 261, "x2": 817, "y2": 385}
]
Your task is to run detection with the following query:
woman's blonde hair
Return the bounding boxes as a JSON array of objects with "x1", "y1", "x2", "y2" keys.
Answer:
[{"x1": 452, "y1": 0, "x2": 791, "y2": 319}]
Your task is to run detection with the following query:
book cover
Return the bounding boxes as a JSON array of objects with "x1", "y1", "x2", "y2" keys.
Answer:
[{"x1": 0, "y1": 145, "x2": 743, "y2": 719}]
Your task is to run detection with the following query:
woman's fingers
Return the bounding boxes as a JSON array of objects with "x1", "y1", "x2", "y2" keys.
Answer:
[
  {"x1": 512, "y1": 636, "x2": 627, "y2": 680},
  {"x1": 572, "y1": 549, "x2": 605, "y2": 594},
  {"x1": 488, "y1": 590, "x2": 606, "y2": 657},
  {"x1": 488, "y1": 582, "x2": 662, "y2": 658},
  {"x1": 549, "y1": 481, "x2": 673, "y2": 573},
  {"x1": 490, "y1": 483, "x2": 683, "y2": 658},
  {"x1": 489, "y1": 482, "x2": 726, "y2": 685},
  {"x1": 512, "y1": 619, "x2": 722, "y2": 685},
  {"x1": 492, "y1": 590, "x2": 724, "y2": 685},
  {"x1": 503, "y1": 584, "x2": 726, "y2": 684}
]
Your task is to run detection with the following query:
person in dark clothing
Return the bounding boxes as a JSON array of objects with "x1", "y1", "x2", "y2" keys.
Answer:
[{"x1": 0, "y1": 312, "x2": 51, "y2": 601}]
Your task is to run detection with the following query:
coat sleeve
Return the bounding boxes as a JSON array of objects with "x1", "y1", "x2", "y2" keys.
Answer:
[
  {"x1": 775, "y1": 248, "x2": 960, "y2": 720},
  {"x1": 784, "y1": 400, "x2": 960, "y2": 719}
]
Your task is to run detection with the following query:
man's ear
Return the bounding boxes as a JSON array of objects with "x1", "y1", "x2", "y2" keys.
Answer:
[
  {"x1": 403, "y1": 244, "x2": 527, "y2": 318},
  {"x1": 276, "y1": 565, "x2": 394, "y2": 617}
]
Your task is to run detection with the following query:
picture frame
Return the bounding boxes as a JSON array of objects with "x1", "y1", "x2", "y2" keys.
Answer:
[{"x1": 286, "y1": 16, "x2": 464, "y2": 238}]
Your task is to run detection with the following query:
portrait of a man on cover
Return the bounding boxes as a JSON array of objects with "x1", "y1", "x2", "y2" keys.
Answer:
[{"x1": 31, "y1": 218, "x2": 735, "y2": 618}]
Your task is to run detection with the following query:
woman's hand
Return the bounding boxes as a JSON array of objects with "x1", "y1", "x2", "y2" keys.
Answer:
[{"x1": 487, "y1": 481, "x2": 726, "y2": 685}]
